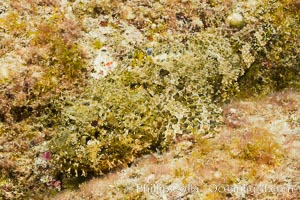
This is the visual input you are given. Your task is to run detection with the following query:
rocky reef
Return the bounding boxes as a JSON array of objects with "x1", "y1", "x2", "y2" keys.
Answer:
[{"x1": 0, "y1": 0, "x2": 299, "y2": 199}]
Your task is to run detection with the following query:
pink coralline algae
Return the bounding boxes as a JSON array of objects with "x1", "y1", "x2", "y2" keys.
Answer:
[
  {"x1": 41, "y1": 150, "x2": 51, "y2": 161},
  {"x1": 47, "y1": 180, "x2": 61, "y2": 191}
]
